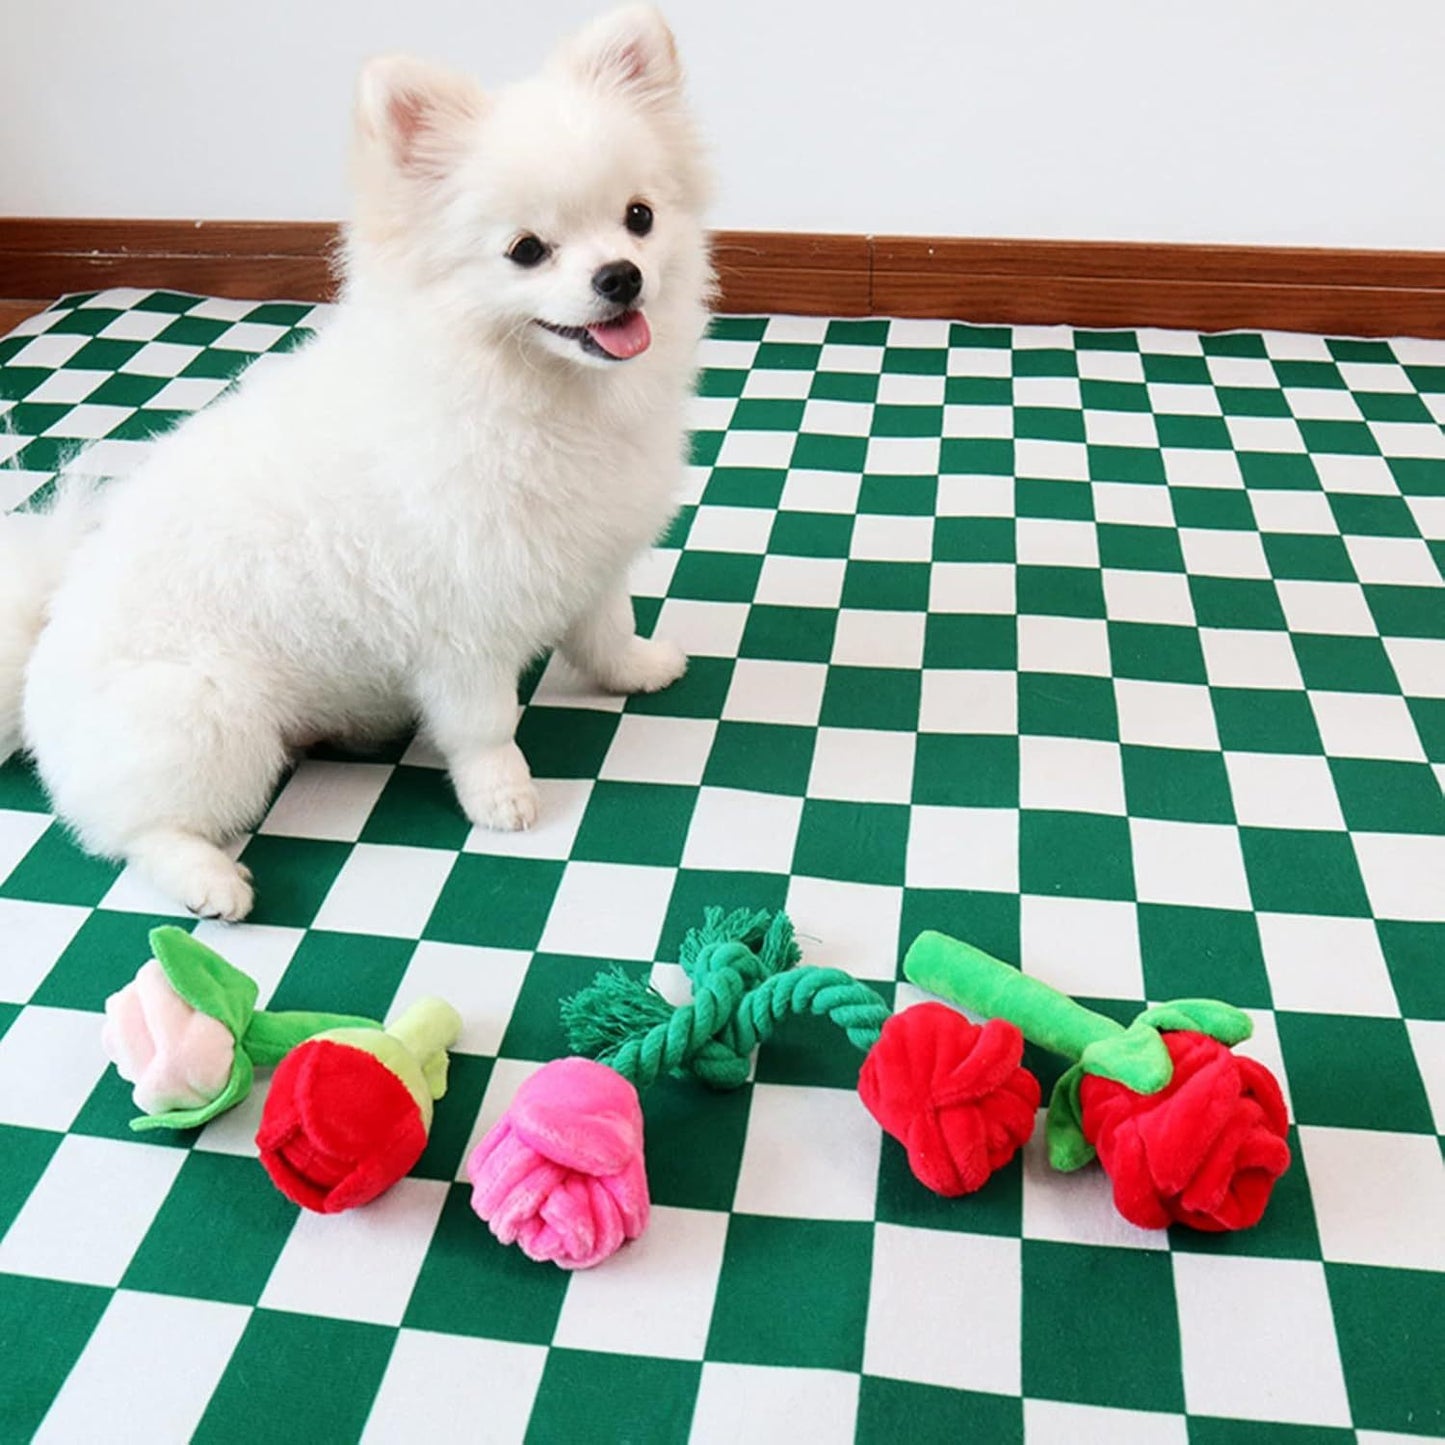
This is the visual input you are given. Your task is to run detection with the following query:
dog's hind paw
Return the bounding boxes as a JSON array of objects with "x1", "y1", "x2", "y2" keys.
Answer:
[{"x1": 598, "y1": 636, "x2": 688, "y2": 695}]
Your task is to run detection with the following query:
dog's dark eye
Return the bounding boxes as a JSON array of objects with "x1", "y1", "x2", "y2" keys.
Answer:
[
  {"x1": 507, "y1": 234, "x2": 548, "y2": 267},
  {"x1": 625, "y1": 202, "x2": 654, "y2": 237}
]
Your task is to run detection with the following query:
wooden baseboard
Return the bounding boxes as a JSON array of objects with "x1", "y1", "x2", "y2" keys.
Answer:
[{"x1": 3, "y1": 218, "x2": 1444, "y2": 337}]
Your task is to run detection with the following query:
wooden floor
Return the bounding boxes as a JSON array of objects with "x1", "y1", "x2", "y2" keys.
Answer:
[{"x1": 0, "y1": 299, "x2": 48, "y2": 334}]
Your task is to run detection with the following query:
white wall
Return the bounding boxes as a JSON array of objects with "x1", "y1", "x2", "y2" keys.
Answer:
[{"x1": 2, "y1": 0, "x2": 1442, "y2": 248}]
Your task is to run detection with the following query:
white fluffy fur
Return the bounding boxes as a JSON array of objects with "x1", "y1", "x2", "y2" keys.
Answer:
[{"x1": 3, "y1": 5, "x2": 712, "y2": 921}]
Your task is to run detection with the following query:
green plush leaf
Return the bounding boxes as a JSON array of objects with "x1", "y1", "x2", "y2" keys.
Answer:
[
  {"x1": 1136, "y1": 998, "x2": 1253, "y2": 1047},
  {"x1": 1078, "y1": 1019, "x2": 1173, "y2": 1094},
  {"x1": 1045, "y1": 1066, "x2": 1095, "y2": 1172},
  {"x1": 148, "y1": 926, "x2": 258, "y2": 1041},
  {"x1": 129, "y1": 1050, "x2": 254, "y2": 1133}
]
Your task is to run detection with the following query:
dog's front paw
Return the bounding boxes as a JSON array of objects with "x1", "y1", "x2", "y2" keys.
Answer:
[
  {"x1": 453, "y1": 744, "x2": 540, "y2": 833},
  {"x1": 599, "y1": 636, "x2": 688, "y2": 695},
  {"x1": 186, "y1": 860, "x2": 255, "y2": 923}
]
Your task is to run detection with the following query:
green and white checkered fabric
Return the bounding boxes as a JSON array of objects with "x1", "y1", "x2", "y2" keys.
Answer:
[{"x1": 1, "y1": 290, "x2": 1442, "y2": 1443}]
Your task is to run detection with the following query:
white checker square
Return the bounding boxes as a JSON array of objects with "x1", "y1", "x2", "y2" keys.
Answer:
[
  {"x1": 258, "y1": 760, "x2": 392, "y2": 840},
  {"x1": 936, "y1": 474, "x2": 1016, "y2": 517},
  {"x1": 1384, "y1": 637, "x2": 1445, "y2": 697},
  {"x1": 948, "y1": 344, "x2": 1012, "y2": 377},
  {"x1": 918, "y1": 669, "x2": 1017, "y2": 734},
  {"x1": 942, "y1": 402, "x2": 1012, "y2": 438},
  {"x1": 785, "y1": 876, "x2": 902, "y2": 981},
  {"x1": 392, "y1": 941, "x2": 530, "y2": 1055},
  {"x1": 865, "y1": 435, "x2": 940, "y2": 474},
  {"x1": 697, "y1": 336, "x2": 758, "y2": 370},
  {"x1": 8, "y1": 331, "x2": 88, "y2": 368},
  {"x1": 1173, "y1": 1254, "x2": 1350, "y2": 1427},
  {"x1": 755, "y1": 555, "x2": 846, "y2": 608},
  {"x1": 1092, "y1": 481, "x2": 1175, "y2": 527},
  {"x1": 929, "y1": 561, "x2": 1016, "y2": 613},
  {"x1": 1115, "y1": 680, "x2": 1221, "y2": 749},
  {"x1": 97, "y1": 307, "x2": 175, "y2": 341},
  {"x1": 34, "y1": 1291, "x2": 249, "y2": 1445},
  {"x1": 41, "y1": 403, "x2": 133, "y2": 440},
  {"x1": 743, "y1": 367, "x2": 811, "y2": 400},
  {"x1": 1013, "y1": 375, "x2": 1080, "y2": 409},
  {"x1": 1256, "y1": 913, "x2": 1399, "y2": 1016},
  {"x1": 1226, "y1": 415, "x2": 1306, "y2": 453},
  {"x1": 1345, "y1": 535, "x2": 1441, "y2": 585},
  {"x1": 528, "y1": 654, "x2": 626, "y2": 713},
  {"x1": 808, "y1": 727, "x2": 915, "y2": 804},
  {"x1": 819, "y1": 341, "x2": 885, "y2": 373},
  {"x1": 830, "y1": 608, "x2": 925, "y2": 668},
  {"x1": 1078, "y1": 349, "x2": 1146, "y2": 382},
  {"x1": 191, "y1": 922, "x2": 303, "y2": 1009},
  {"x1": 209, "y1": 321, "x2": 288, "y2": 352},
  {"x1": 1179, "y1": 527, "x2": 1271, "y2": 579},
  {"x1": 1200, "y1": 628, "x2": 1304, "y2": 689},
  {"x1": 1285, "y1": 389, "x2": 1363, "y2": 422},
  {"x1": 685, "y1": 505, "x2": 774, "y2": 554},
  {"x1": 1085, "y1": 409, "x2": 1158, "y2": 449},
  {"x1": 0, "y1": 900, "x2": 88, "y2": 1003},
  {"x1": 193, "y1": 1074, "x2": 271, "y2": 1159},
  {"x1": 848, "y1": 513, "x2": 934, "y2": 562},
  {"x1": 723, "y1": 659, "x2": 826, "y2": 726},
  {"x1": 361, "y1": 1331, "x2": 547, "y2": 1445},
  {"x1": 1018, "y1": 615, "x2": 1113, "y2": 677},
  {"x1": 464, "y1": 778, "x2": 592, "y2": 860},
  {"x1": 1148, "y1": 382, "x2": 1221, "y2": 417},
  {"x1": 864, "y1": 1225, "x2": 1021, "y2": 1394},
  {"x1": 714, "y1": 429, "x2": 795, "y2": 468},
  {"x1": 1309, "y1": 691, "x2": 1425, "y2": 761},
  {"x1": 260, "y1": 1177, "x2": 449, "y2": 1324},
  {"x1": 538, "y1": 862, "x2": 674, "y2": 960},
  {"x1": 690, "y1": 394, "x2": 737, "y2": 432},
  {"x1": 1160, "y1": 449, "x2": 1244, "y2": 489},
  {"x1": 690, "y1": 1366, "x2": 859, "y2": 1445},
  {"x1": 0, "y1": 1135, "x2": 185, "y2": 1285},
  {"x1": 1131, "y1": 818, "x2": 1250, "y2": 909},
  {"x1": 1019, "y1": 736, "x2": 1126, "y2": 815},
  {"x1": 1206, "y1": 356, "x2": 1278, "y2": 388},
  {"x1": 1021, "y1": 896, "x2": 1142, "y2": 999},
  {"x1": 1277, "y1": 579, "x2": 1377, "y2": 636},
  {"x1": 877, "y1": 371, "x2": 944, "y2": 406},
  {"x1": 553, "y1": 1205, "x2": 728, "y2": 1360},
  {"x1": 118, "y1": 341, "x2": 203, "y2": 377},
  {"x1": 652, "y1": 598, "x2": 749, "y2": 658},
  {"x1": 1408, "y1": 494, "x2": 1445, "y2": 540},
  {"x1": 1352, "y1": 832, "x2": 1445, "y2": 921},
  {"x1": 600, "y1": 713, "x2": 717, "y2": 785},
  {"x1": 1102, "y1": 568, "x2": 1195, "y2": 625},
  {"x1": 1316, "y1": 455, "x2": 1398, "y2": 495},
  {"x1": 778, "y1": 470, "x2": 861, "y2": 515},
  {"x1": 1224, "y1": 751, "x2": 1346, "y2": 830},
  {"x1": 1024, "y1": 1401, "x2": 1187, "y2": 1445},
  {"x1": 1250, "y1": 489, "x2": 1338, "y2": 534},
  {"x1": 1408, "y1": 1019, "x2": 1445, "y2": 1132},
  {"x1": 1016, "y1": 517, "x2": 1099, "y2": 568},
  {"x1": 1371, "y1": 420, "x2": 1445, "y2": 457},
  {"x1": 907, "y1": 805, "x2": 1018, "y2": 892},
  {"x1": 886, "y1": 319, "x2": 949, "y2": 346},
  {"x1": 764, "y1": 315, "x2": 829, "y2": 343},
  {"x1": 631, "y1": 546, "x2": 679, "y2": 598},
  {"x1": 683, "y1": 788, "x2": 803, "y2": 874},
  {"x1": 801, "y1": 398, "x2": 873, "y2": 438},
  {"x1": 1013, "y1": 438, "x2": 1090, "y2": 481},
  {"x1": 732, "y1": 1083, "x2": 881, "y2": 1219},
  {"x1": 311, "y1": 843, "x2": 454, "y2": 937},
  {"x1": 0, "y1": 1004, "x2": 109, "y2": 1131},
  {"x1": 25, "y1": 369, "x2": 108, "y2": 404}
]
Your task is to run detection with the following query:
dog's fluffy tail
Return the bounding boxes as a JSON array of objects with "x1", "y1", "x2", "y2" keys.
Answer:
[{"x1": 0, "y1": 481, "x2": 99, "y2": 756}]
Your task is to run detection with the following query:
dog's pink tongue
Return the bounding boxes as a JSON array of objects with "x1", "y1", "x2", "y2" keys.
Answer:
[{"x1": 586, "y1": 310, "x2": 652, "y2": 359}]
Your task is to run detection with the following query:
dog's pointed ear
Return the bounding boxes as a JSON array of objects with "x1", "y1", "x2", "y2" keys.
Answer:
[
  {"x1": 355, "y1": 55, "x2": 485, "y2": 177},
  {"x1": 559, "y1": 5, "x2": 682, "y2": 105}
]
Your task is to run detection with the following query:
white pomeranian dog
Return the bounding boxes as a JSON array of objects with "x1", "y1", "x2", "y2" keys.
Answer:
[{"x1": 0, "y1": 5, "x2": 711, "y2": 922}]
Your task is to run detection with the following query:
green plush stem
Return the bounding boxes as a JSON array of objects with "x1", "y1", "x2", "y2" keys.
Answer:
[
  {"x1": 241, "y1": 1009, "x2": 383, "y2": 1068},
  {"x1": 904, "y1": 931, "x2": 1125, "y2": 1063},
  {"x1": 386, "y1": 998, "x2": 463, "y2": 1100}
]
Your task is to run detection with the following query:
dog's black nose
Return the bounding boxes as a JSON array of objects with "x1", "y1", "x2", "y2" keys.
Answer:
[{"x1": 592, "y1": 260, "x2": 642, "y2": 307}]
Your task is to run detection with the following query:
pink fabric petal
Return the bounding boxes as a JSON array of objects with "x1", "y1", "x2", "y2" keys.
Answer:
[{"x1": 508, "y1": 1058, "x2": 644, "y2": 1175}]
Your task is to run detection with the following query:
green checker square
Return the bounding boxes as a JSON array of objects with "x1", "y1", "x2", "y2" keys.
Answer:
[
  {"x1": 358, "y1": 765, "x2": 469, "y2": 850},
  {"x1": 1238, "y1": 451, "x2": 1320, "y2": 490},
  {"x1": 1138, "y1": 902, "x2": 1270, "y2": 1007},
  {"x1": 872, "y1": 402, "x2": 943, "y2": 437},
  {"x1": 913, "y1": 733, "x2": 1019, "y2": 807},
  {"x1": 1015, "y1": 348, "x2": 1077, "y2": 377},
  {"x1": 1410, "y1": 697, "x2": 1445, "y2": 760},
  {"x1": 950, "y1": 322, "x2": 1011, "y2": 349},
  {"x1": 1378, "y1": 920, "x2": 1445, "y2": 1019},
  {"x1": 1021, "y1": 1239, "x2": 1182, "y2": 1412},
  {"x1": 882, "y1": 345, "x2": 947, "y2": 375},
  {"x1": 769, "y1": 510, "x2": 854, "y2": 557},
  {"x1": 840, "y1": 560, "x2": 931, "y2": 611},
  {"x1": 738, "y1": 604, "x2": 837, "y2": 663},
  {"x1": 0, "y1": 754, "x2": 55, "y2": 811},
  {"x1": 411, "y1": 1053, "x2": 492, "y2": 1179},
  {"x1": 1292, "y1": 633, "x2": 1397, "y2": 692},
  {"x1": 1017, "y1": 478, "x2": 1093, "y2": 521},
  {"x1": 1109, "y1": 622, "x2": 1207, "y2": 684},
  {"x1": 30, "y1": 910, "x2": 180, "y2": 1012},
  {"x1": 900, "y1": 888, "x2": 1021, "y2": 976},
  {"x1": 1404, "y1": 362, "x2": 1445, "y2": 393},
  {"x1": 690, "y1": 431, "x2": 723, "y2": 466},
  {"x1": 1020, "y1": 811, "x2": 1135, "y2": 900},
  {"x1": 1088, "y1": 444, "x2": 1166, "y2": 484},
  {"x1": 875, "y1": 1133, "x2": 1022, "y2": 1236},
  {"x1": 194, "y1": 1311, "x2": 395, "y2": 1445},
  {"x1": 1358, "y1": 389, "x2": 1435, "y2": 423},
  {"x1": 731, "y1": 397, "x2": 805, "y2": 431},
  {"x1": 641, "y1": 1073, "x2": 753, "y2": 1210},
  {"x1": 660, "y1": 869, "x2": 791, "y2": 957},
  {"x1": 65, "y1": 338, "x2": 144, "y2": 371},
  {"x1": 108, "y1": 409, "x2": 191, "y2": 443},
  {"x1": 1327, "y1": 336, "x2": 1394, "y2": 362},
  {"x1": 933, "y1": 515, "x2": 1015, "y2": 562},
  {"x1": 753, "y1": 340, "x2": 821, "y2": 371},
  {"x1": 0, "y1": 1002, "x2": 14, "y2": 1043},
  {"x1": 923, "y1": 614, "x2": 1017, "y2": 669},
  {"x1": 667, "y1": 550, "x2": 763, "y2": 603},
  {"x1": 132, "y1": 291, "x2": 196, "y2": 313},
  {"x1": 1299, "y1": 418, "x2": 1380, "y2": 455},
  {"x1": 829, "y1": 318, "x2": 890, "y2": 345},
  {"x1": 1014, "y1": 407, "x2": 1085, "y2": 443},
  {"x1": 234, "y1": 835, "x2": 351, "y2": 928},
  {"x1": 1239, "y1": 828, "x2": 1370, "y2": 917},
  {"x1": 0, "y1": 1125, "x2": 59, "y2": 1238},
  {"x1": 1155, "y1": 413, "x2": 1233, "y2": 450},
  {"x1": 703, "y1": 721, "x2": 816, "y2": 796},
  {"x1": 122, "y1": 1151, "x2": 297, "y2": 1303},
  {"x1": 5, "y1": 399, "x2": 71, "y2": 434},
  {"x1": 155, "y1": 315, "x2": 232, "y2": 347},
  {"x1": 793, "y1": 799, "x2": 910, "y2": 885},
  {"x1": 1276, "y1": 1013, "x2": 1434, "y2": 1131},
  {"x1": 425, "y1": 854, "x2": 564, "y2": 950},
  {"x1": 1017, "y1": 673, "x2": 1119, "y2": 741},
  {"x1": 857, "y1": 1378, "x2": 1022, "y2": 1445},
  {"x1": 1170, "y1": 487, "x2": 1255, "y2": 532},
  {"x1": 405, "y1": 1183, "x2": 568, "y2": 1341},
  {"x1": 1274, "y1": 359, "x2": 1345, "y2": 390},
  {"x1": 1367, "y1": 583, "x2": 1445, "y2": 639},
  {"x1": 811, "y1": 369, "x2": 879, "y2": 402},
  {"x1": 820, "y1": 666, "x2": 921, "y2": 730},
  {"x1": 792, "y1": 432, "x2": 868, "y2": 471},
  {"x1": 697, "y1": 366, "x2": 745, "y2": 397},
  {"x1": 0, "y1": 822, "x2": 121, "y2": 907},
  {"x1": 13, "y1": 437, "x2": 77, "y2": 473},
  {"x1": 1217, "y1": 385, "x2": 1290, "y2": 418},
  {"x1": 945, "y1": 374, "x2": 1011, "y2": 405},
  {"x1": 1143, "y1": 352, "x2": 1211, "y2": 384},
  {"x1": 515, "y1": 705, "x2": 618, "y2": 777},
  {"x1": 0, "y1": 1275, "x2": 111, "y2": 1444},
  {"x1": 1188, "y1": 577, "x2": 1287, "y2": 630},
  {"x1": 307, "y1": 732, "x2": 410, "y2": 765},
  {"x1": 706, "y1": 1215, "x2": 872, "y2": 1370},
  {"x1": 47, "y1": 306, "x2": 125, "y2": 336},
  {"x1": 1329, "y1": 491, "x2": 1419, "y2": 537},
  {"x1": 1081, "y1": 378, "x2": 1150, "y2": 412},
  {"x1": 1262, "y1": 532, "x2": 1355, "y2": 581},
  {"x1": 571, "y1": 780, "x2": 696, "y2": 866},
  {"x1": 1073, "y1": 331, "x2": 1138, "y2": 352},
  {"x1": 268, "y1": 930, "x2": 409, "y2": 1021},
  {"x1": 858, "y1": 473, "x2": 938, "y2": 516},
  {"x1": 502, "y1": 953, "x2": 650, "y2": 1061},
  {"x1": 940, "y1": 438, "x2": 1014, "y2": 475},
  {"x1": 179, "y1": 348, "x2": 253, "y2": 381},
  {"x1": 1098, "y1": 523, "x2": 1185, "y2": 571},
  {"x1": 0, "y1": 365, "x2": 49, "y2": 401},
  {"x1": 624, "y1": 656, "x2": 734, "y2": 718},
  {"x1": 710, "y1": 315, "x2": 767, "y2": 340},
  {"x1": 527, "y1": 1351, "x2": 700, "y2": 1445},
  {"x1": 1121, "y1": 746, "x2": 1235, "y2": 824},
  {"x1": 246, "y1": 301, "x2": 313, "y2": 327},
  {"x1": 702, "y1": 467, "x2": 786, "y2": 508},
  {"x1": 85, "y1": 371, "x2": 170, "y2": 407},
  {"x1": 1016, "y1": 564, "x2": 1107, "y2": 620},
  {"x1": 1204, "y1": 333, "x2": 1269, "y2": 358},
  {"x1": 1328, "y1": 1263, "x2": 1445, "y2": 1436},
  {"x1": 69, "y1": 1067, "x2": 192, "y2": 1148},
  {"x1": 1188, "y1": 1421, "x2": 1350, "y2": 1445},
  {"x1": 1211, "y1": 687, "x2": 1323, "y2": 753},
  {"x1": 658, "y1": 504, "x2": 693, "y2": 549}
]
